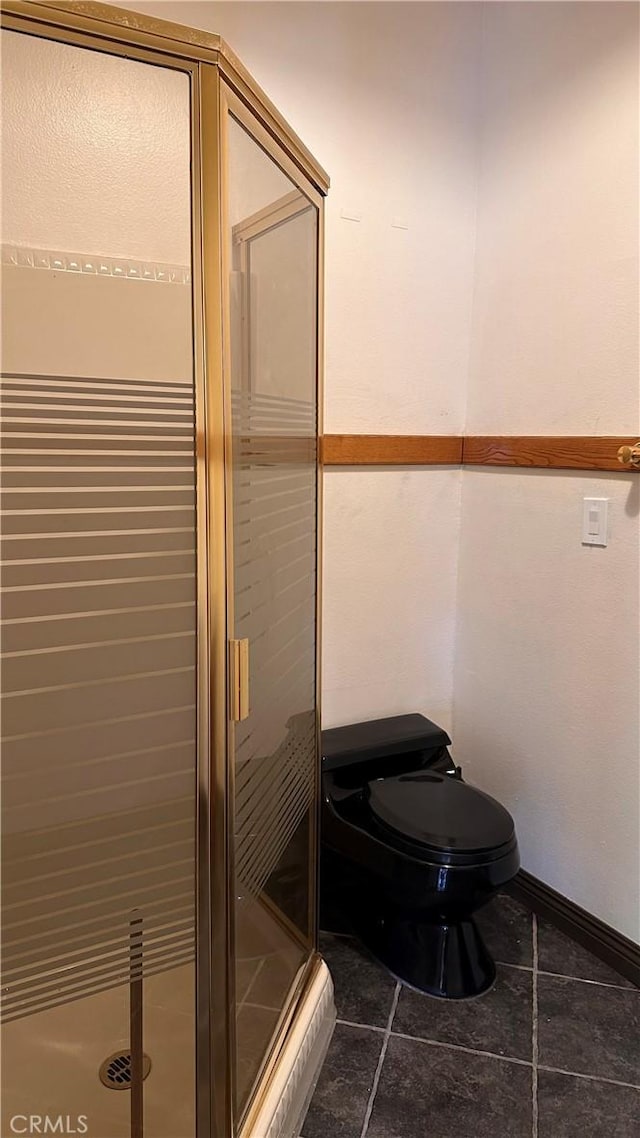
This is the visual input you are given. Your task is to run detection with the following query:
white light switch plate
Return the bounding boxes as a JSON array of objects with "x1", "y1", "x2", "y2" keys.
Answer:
[{"x1": 582, "y1": 497, "x2": 608, "y2": 546}]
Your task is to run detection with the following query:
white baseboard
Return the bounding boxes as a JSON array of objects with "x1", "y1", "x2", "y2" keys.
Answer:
[{"x1": 241, "y1": 959, "x2": 336, "y2": 1138}]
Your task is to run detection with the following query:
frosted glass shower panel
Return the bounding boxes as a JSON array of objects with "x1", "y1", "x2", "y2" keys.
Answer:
[
  {"x1": 227, "y1": 114, "x2": 319, "y2": 1114},
  {"x1": 0, "y1": 31, "x2": 196, "y2": 1138}
]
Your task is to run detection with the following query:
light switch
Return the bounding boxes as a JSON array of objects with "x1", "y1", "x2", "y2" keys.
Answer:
[{"x1": 582, "y1": 498, "x2": 608, "y2": 546}]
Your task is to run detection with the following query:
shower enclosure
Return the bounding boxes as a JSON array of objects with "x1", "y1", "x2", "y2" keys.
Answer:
[{"x1": 0, "y1": 4, "x2": 331, "y2": 1137}]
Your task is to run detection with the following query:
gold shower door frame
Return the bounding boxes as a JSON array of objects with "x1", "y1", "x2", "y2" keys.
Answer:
[{"x1": 0, "y1": 4, "x2": 328, "y2": 1138}]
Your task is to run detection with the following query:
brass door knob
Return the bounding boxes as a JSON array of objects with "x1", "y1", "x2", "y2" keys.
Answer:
[{"x1": 617, "y1": 442, "x2": 640, "y2": 467}]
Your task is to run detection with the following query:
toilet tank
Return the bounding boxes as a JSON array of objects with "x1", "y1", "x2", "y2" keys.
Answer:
[{"x1": 321, "y1": 713, "x2": 454, "y2": 787}]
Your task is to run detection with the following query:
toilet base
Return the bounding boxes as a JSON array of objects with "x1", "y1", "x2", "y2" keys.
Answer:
[{"x1": 361, "y1": 912, "x2": 496, "y2": 1000}]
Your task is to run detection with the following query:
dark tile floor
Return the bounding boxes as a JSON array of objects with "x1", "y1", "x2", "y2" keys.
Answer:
[{"x1": 301, "y1": 894, "x2": 640, "y2": 1138}]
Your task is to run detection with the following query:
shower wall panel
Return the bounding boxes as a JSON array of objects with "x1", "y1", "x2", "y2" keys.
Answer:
[{"x1": 1, "y1": 29, "x2": 197, "y2": 1138}]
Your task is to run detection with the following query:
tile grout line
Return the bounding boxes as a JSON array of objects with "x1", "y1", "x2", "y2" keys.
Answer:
[
  {"x1": 535, "y1": 968, "x2": 636, "y2": 992},
  {"x1": 337, "y1": 1017, "x2": 386, "y2": 1034},
  {"x1": 495, "y1": 960, "x2": 635, "y2": 993},
  {"x1": 338, "y1": 1018, "x2": 533, "y2": 1067},
  {"x1": 336, "y1": 1021, "x2": 640, "y2": 1089},
  {"x1": 338, "y1": 1018, "x2": 532, "y2": 1067},
  {"x1": 532, "y1": 913, "x2": 539, "y2": 1138},
  {"x1": 537, "y1": 1064, "x2": 640, "y2": 1091},
  {"x1": 388, "y1": 1031, "x2": 533, "y2": 1068},
  {"x1": 359, "y1": 982, "x2": 401, "y2": 1138}
]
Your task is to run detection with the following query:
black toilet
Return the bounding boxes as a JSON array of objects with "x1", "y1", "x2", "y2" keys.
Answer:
[{"x1": 320, "y1": 713, "x2": 519, "y2": 999}]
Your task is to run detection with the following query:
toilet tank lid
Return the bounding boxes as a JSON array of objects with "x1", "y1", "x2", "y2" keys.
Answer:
[{"x1": 322, "y1": 714, "x2": 451, "y2": 772}]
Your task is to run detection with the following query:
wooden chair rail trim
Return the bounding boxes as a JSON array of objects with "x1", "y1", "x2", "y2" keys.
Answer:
[
  {"x1": 321, "y1": 435, "x2": 463, "y2": 465},
  {"x1": 463, "y1": 436, "x2": 636, "y2": 472},
  {"x1": 321, "y1": 434, "x2": 639, "y2": 472}
]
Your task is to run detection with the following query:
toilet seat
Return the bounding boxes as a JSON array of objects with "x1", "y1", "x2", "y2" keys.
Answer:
[{"x1": 366, "y1": 770, "x2": 515, "y2": 863}]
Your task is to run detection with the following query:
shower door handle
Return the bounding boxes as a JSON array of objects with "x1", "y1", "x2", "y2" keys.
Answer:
[{"x1": 230, "y1": 638, "x2": 250, "y2": 721}]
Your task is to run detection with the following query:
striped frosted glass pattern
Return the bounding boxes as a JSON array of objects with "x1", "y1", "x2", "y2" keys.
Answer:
[
  {"x1": 228, "y1": 113, "x2": 318, "y2": 1115},
  {"x1": 0, "y1": 372, "x2": 196, "y2": 1022},
  {"x1": 233, "y1": 391, "x2": 317, "y2": 901}
]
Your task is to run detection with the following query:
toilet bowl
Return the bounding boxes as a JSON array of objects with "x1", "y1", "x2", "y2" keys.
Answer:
[{"x1": 320, "y1": 713, "x2": 520, "y2": 999}]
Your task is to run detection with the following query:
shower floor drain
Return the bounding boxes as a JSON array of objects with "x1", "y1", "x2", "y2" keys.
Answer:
[{"x1": 99, "y1": 1051, "x2": 152, "y2": 1089}]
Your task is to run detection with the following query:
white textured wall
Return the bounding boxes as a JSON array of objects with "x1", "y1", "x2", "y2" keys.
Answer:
[
  {"x1": 466, "y1": 1, "x2": 639, "y2": 434},
  {"x1": 323, "y1": 468, "x2": 462, "y2": 730},
  {"x1": 125, "y1": 0, "x2": 482, "y2": 734},
  {"x1": 455, "y1": 470, "x2": 639, "y2": 938},
  {"x1": 1, "y1": 30, "x2": 190, "y2": 264},
  {"x1": 455, "y1": 2, "x2": 640, "y2": 939}
]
